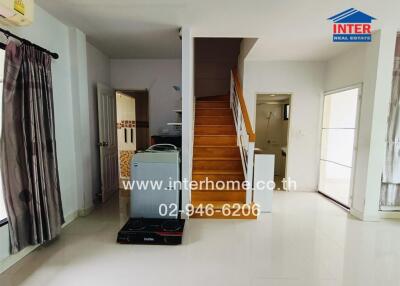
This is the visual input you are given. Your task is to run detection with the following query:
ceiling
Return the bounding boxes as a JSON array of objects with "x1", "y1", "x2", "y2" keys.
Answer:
[{"x1": 36, "y1": 0, "x2": 400, "y2": 60}]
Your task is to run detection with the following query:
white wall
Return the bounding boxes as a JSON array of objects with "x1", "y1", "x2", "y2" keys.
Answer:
[
  {"x1": 238, "y1": 38, "x2": 257, "y2": 83},
  {"x1": 181, "y1": 27, "x2": 194, "y2": 213},
  {"x1": 110, "y1": 59, "x2": 182, "y2": 136},
  {"x1": 69, "y1": 29, "x2": 93, "y2": 214},
  {"x1": 243, "y1": 61, "x2": 324, "y2": 191},
  {"x1": 324, "y1": 45, "x2": 367, "y2": 91},
  {"x1": 194, "y1": 38, "x2": 241, "y2": 98},
  {"x1": 86, "y1": 42, "x2": 111, "y2": 202},
  {"x1": 1, "y1": 5, "x2": 89, "y2": 268}
]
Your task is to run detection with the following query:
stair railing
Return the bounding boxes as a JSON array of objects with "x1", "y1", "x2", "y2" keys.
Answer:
[{"x1": 230, "y1": 69, "x2": 256, "y2": 204}]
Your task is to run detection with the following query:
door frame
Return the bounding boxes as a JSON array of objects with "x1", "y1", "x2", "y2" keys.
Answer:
[
  {"x1": 254, "y1": 92, "x2": 293, "y2": 189},
  {"x1": 319, "y1": 83, "x2": 363, "y2": 209}
]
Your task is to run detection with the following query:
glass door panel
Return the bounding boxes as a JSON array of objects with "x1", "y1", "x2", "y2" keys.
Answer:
[
  {"x1": 320, "y1": 129, "x2": 355, "y2": 167},
  {"x1": 319, "y1": 87, "x2": 360, "y2": 207}
]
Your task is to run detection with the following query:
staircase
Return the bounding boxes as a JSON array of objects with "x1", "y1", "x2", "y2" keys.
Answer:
[{"x1": 191, "y1": 95, "x2": 257, "y2": 219}]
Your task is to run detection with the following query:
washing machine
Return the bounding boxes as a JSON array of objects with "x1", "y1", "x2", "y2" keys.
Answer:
[{"x1": 130, "y1": 144, "x2": 180, "y2": 219}]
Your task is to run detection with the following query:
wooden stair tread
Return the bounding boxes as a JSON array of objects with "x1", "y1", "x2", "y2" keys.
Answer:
[
  {"x1": 192, "y1": 170, "x2": 243, "y2": 174},
  {"x1": 195, "y1": 145, "x2": 238, "y2": 147},
  {"x1": 197, "y1": 99, "x2": 229, "y2": 100},
  {"x1": 197, "y1": 100, "x2": 229, "y2": 102},
  {"x1": 196, "y1": 101, "x2": 230, "y2": 108},
  {"x1": 195, "y1": 127, "x2": 236, "y2": 135},
  {"x1": 193, "y1": 157, "x2": 241, "y2": 161},
  {"x1": 192, "y1": 188, "x2": 245, "y2": 192},
  {"x1": 194, "y1": 144, "x2": 236, "y2": 147},
  {"x1": 196, "y1": 107, "x2": 231, "y2": 110},
  {"x1": 196, "y1": 119, "x2": 234, "y2": 125},
  {"x1": 195, "y1": 115, "x2": 232, "y2": 117},
  {"x1": 193, "y1": 162, "x2": 241, "y2": 171},
  {"x1": 197, "y1": 95, "x2": 229, "y2": 101},
  {"x1": 196, "y1": 123, "x2": 233, "y2": 126},
  {"x1": 194, "y1": 135, "x2": 236, "y2": 146},
  {"x1": 196, "y1": 101, "x2": 229, "y2": 104},
  {"x1": 193, "y1": 147, "x2": 240, "y2": 158},
  {"x1": 194, "y1": 135, "x2": 236, "y2": 138},
  {"x1": 195, "y1": 124, "x2": 235, "y2": 127},
  {"x1": 190, "y1": 202, "x2": 258, "y2": 219},
  {"x1": 192, "y1": 201, "x2": 245, "y2": 208},
  {"x1": 192, "y1": 190, "x2": 246, "y2": 203},
  {"x1": 196, "y1": 108, "x2": 232, "y2": 116}
]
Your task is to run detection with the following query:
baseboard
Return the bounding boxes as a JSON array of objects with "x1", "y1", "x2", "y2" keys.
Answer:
[
  {"x1": 0, "y1": 242, "x2": 40, "y2": 274},
  {"x1": 78, "y1": 205, "x2": 94, "y2": 217},
  {"x1": 379, "y1": 206, "x2": 400, "y2": 211},
  {"x1": 349, "y1": 208, "x2": 365, "y2": 220},
  {"x1": 0, "y1": 210, "x2": 79, "y2": 274},
  {"x1": 64, "y1": 210, "x2": 79, "y2": 225},
  {"x1": 378, "y1": 210, "x2": 400, "y2": 219},
  {"x1": 350, "y1": 208, "x2": 382, "y2": 221}
]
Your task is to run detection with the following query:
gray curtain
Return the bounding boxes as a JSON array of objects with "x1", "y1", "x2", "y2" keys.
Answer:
[
  {"x1": 380, "y1": 56, "x2": 400, "y2": 208},
  {"x1": 0, "y1": 41, "x2": 64, "y2": 254}
]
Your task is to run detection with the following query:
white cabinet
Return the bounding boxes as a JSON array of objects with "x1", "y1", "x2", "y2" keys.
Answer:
[{"x1": 253, "y1": 154, "x2": 275, "y2": 213}]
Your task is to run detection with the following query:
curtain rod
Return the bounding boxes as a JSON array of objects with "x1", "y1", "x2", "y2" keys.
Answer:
[{"x1": 0, "y1": 27, "x2": 59, "y2": 59}]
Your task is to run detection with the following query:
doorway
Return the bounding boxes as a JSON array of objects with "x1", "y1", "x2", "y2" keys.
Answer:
[
  {"x1": 115, "y1": 90, "x2": 150, "y2": 188},
  {"x1": 120, "y1": 90, "x2": 150, "y2": 151},
  {"x1": 116, "y1": 92, "x2": 136, "y2": 188},
  {"x1": 255, "y1": 94, "x2": 291, "y2": 190},
  {"x1": 318, "y1": 86, "x2": 361, "y2": 208},
  {"x1": 96, "y1": 86, "x2": 149, "y2": 203}
]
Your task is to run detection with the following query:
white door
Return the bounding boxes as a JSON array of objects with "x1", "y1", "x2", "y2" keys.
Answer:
[
  {"x1": 97, "y1": 83, "x2": 119, "y2": 202},
  {"x1": 319, "y1": 86, "x2": 361, "y2": 207}
]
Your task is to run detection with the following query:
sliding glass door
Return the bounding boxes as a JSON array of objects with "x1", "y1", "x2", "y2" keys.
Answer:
[{"x1": 319, "y1": 86, "x2": 361, "y2": 207}]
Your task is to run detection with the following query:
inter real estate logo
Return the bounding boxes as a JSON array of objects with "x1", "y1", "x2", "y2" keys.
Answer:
[{"x1": 328, "y1": 8, "x2": 376, "y2": 42}]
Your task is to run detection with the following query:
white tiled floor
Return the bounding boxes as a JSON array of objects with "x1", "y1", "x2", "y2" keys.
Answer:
[{"x1": 1, "y1": 192, "x2": 400, "y2": 286}]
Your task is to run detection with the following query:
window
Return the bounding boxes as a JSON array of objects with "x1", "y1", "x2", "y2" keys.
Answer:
[{"x1": 0, "y1": 47, "x2": 6, "y2": 223}]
